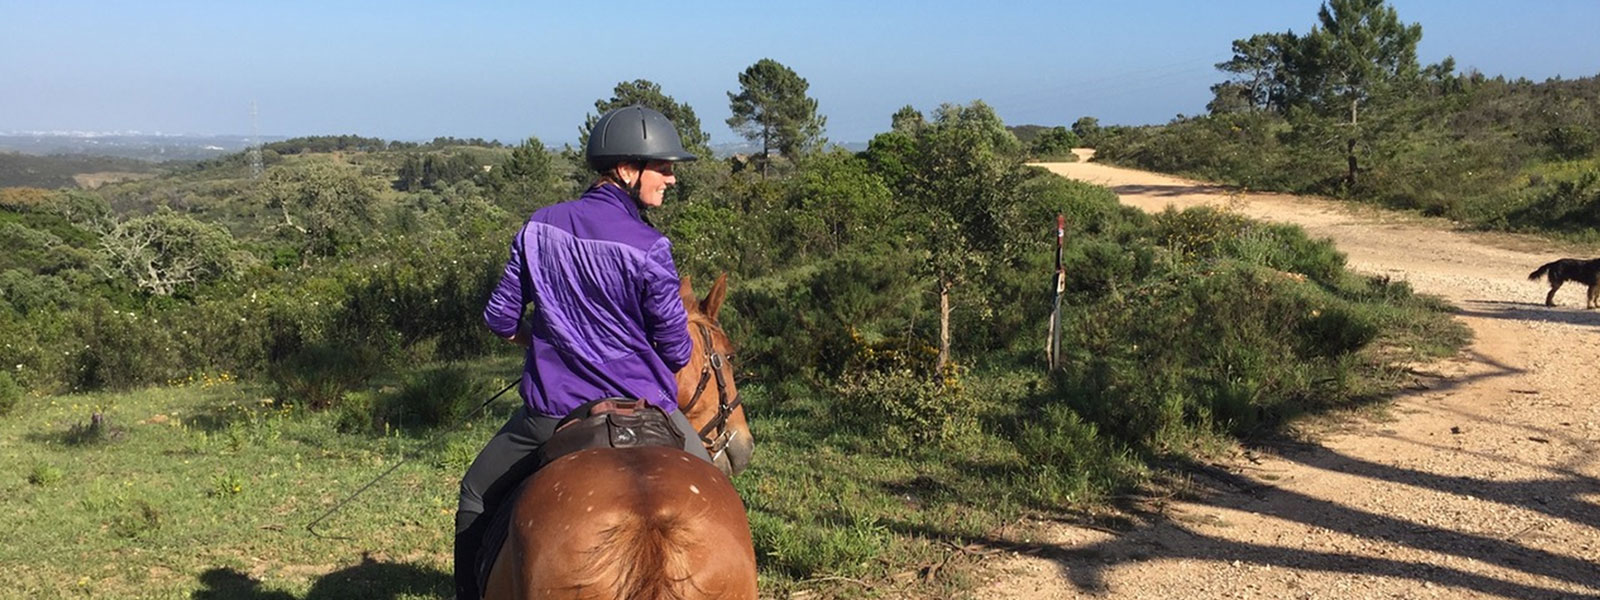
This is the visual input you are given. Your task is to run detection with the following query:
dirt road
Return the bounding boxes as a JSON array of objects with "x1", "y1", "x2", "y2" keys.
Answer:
[{"x1": 980, "y1": 154, "x2": 1600, "y2": 599}]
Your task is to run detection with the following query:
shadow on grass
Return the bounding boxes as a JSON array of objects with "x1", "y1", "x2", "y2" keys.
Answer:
[
  {"x1": 192, "y1": 556, "x2": 450, "y2": 600},
  {"x1": 191, "y1": 568, "x2": 296, "y2": 600}
]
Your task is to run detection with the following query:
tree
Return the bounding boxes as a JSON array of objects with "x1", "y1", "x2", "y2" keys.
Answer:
[
  {"x1": 726, "y1": 58, "x2": 827, "y2": 175},
  {"x1": 891, "y1": 105, "x2": 925, "y2": 133},
  {"x1": 260, "y1": 161, "x2": 382, "y2": 258},
  {"x1": 97, "y1": 208, "x2": 244, "y2": 296},
  {"x1": 1071, "y1": 116, "x2": 1102, "y2": 147},
  {"x1": 1029, "y1": 126, "x2": 1080, "y2": 160},
  {"x1": 1293, "y1": 0, "x2": 1424, "y2": 188},
  {"x1": 785, "y1": 150, "x2": 892, "y2": 255},
  {"x1": 581, "y1": 80, "x2": 712, "y2": 159},
  {"x1": 396, "y1": 153, "x2": 481, "y2": 192},
  {"x1": 1209, "y1": 32, "x2": 1297, "y2": 114},
  {"x1": 487, "y1": 137, "x2": 562, "y2": 214},
  {"x1": 861, "y1": 130, "x2": 917, "y2": 189},
  {"x1": 1207, "y1": 1, "x2": 1434, "y2": 189},
  {"x1": 902, "y1": 101, "x2": 1026, "y2": 370},
  {"x1": 927, "y1": 101, "x2": 1023, "y2": 156}
]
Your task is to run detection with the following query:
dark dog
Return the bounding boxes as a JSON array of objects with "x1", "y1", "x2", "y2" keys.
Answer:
[{"x1": 1528, "y1": 258, "x2": 1600, "y2": 308}]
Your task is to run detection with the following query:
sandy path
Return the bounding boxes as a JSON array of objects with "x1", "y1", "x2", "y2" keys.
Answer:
[{"x1": 978, "y1": 154, "x2": 1600, "y2": 599}]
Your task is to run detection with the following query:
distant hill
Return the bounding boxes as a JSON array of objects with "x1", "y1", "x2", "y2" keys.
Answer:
[
  {"x1": 0, "y1": 133, "x2": 285, "y2": 162},
  {"x1": 0, "y1": 151, "x2": 166, "y2": 189}
]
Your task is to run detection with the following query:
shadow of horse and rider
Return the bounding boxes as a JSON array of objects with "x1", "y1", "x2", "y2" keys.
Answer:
[{"x1": 191, "y1": 558, "x2": 448, "y2": 600}]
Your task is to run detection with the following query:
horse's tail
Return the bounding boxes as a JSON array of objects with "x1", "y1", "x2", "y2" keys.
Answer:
[
  {"x1": 582, "y1": 511, "x2": 693, "y2": 600},
  {"x1": 1530, "y1": 260, "x2": 1559, "y2": 282}
]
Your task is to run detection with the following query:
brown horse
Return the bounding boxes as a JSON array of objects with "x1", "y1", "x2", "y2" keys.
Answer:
[{"x1": 482, "y1": 274, "x2": 757, "y2": 600}]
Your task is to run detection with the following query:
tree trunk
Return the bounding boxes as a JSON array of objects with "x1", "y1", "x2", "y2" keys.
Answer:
[
  {"x1": 761, "y1": 123, "x2": 771, "y2": 179},
  {"x1": 937, "y1": 279, "x2": 951, "y2": 372},
  {"x1": 1345, "y1": 97, "x2": 1359, "y2": 188},
  {"x1": 1346, "y1": 138, "x2": 1358, "y2": 188}
]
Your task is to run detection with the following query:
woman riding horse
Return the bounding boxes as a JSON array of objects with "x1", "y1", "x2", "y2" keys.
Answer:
[
  {"x1": 481, "y1": 277, "x2": 755, "y2": 599},
  {"x1": 456, "y1": 106, "x2": 753, "y2": 599}
]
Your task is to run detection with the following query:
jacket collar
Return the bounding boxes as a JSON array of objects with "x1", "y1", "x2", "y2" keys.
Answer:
[{"x1": 585, "y1": 183, "x2": 645, "y2": 223}]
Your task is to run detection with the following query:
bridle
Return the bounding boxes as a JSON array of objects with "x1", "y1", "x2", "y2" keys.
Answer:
[{"x1": 680, "y1": 321, "x2": 742, "y2": 461}]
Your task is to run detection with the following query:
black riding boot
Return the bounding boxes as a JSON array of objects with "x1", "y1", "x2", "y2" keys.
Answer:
[{"x1": 454, "y1": 514, "x2": 485, "y2": 600}]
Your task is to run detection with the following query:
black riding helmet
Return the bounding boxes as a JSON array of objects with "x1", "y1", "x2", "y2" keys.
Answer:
[{"x1": 585, "y1": 105, "x2": 699, "y2": 172}]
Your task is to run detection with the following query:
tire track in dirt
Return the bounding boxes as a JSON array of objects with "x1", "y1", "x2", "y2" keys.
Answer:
[{"x1": 977, "y1": 155, "x2": 1600, "y2": 599}]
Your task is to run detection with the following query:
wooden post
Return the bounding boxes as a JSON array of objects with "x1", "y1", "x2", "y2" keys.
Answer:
[{"x1": 1047, "y1": 214, "x2": 1066, "y2": 369}]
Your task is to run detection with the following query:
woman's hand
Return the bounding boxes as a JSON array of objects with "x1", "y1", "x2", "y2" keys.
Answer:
[{"x1": 506, "y1": 321, "x2": 533, "y2": 347}]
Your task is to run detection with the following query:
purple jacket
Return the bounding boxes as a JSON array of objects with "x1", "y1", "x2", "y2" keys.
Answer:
[{"x1": 483, "y1": 184, "x2": 694, "y2": 418}]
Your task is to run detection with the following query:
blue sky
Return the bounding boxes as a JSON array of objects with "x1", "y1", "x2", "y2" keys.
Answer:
[{"x1": 3, "y1": 0, "x2": 1597, "y2": 145}]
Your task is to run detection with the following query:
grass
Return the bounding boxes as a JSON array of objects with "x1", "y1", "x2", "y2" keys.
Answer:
[
  {"x1": 0, "y1": 356, "x2": 525, "y2": 599},
  {"x1": 0, "y1": 354, "x2": 1075, "y2": 599},
  {"x1": 0, "y1": 272, "x2": 1465, "y2": 599}
]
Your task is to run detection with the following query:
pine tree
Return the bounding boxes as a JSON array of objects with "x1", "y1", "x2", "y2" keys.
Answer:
[{"x1": 726, "y1": 58, "x2": 827, "y2": 175}]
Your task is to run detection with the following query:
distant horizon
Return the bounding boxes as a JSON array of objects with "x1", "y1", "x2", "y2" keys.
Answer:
[
  {"x1": 5, "y1": 1, "x2": 1598, "y2": 146},
  {"x1": 0, "y1": 130, "x2": 872, "y2": 162},
  {"x1": 0, "y1": 130, "x2": 858, "y2": 150},
  {"x1": 8, "y1": 61, "x2": 1596, "y2": 147}
]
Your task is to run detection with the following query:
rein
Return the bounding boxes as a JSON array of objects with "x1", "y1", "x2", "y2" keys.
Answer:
[{"x1": 680, "y1": 322, "x2": 742, "y2": 459}]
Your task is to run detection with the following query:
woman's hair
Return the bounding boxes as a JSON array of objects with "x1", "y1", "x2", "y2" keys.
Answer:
[{"x1": 591, "y1": 160, "x2": 640, "y2": 189}]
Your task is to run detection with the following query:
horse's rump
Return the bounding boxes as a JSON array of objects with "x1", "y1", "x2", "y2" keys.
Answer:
[{"x1": 482, "y1": 447, "x2": 756, "y2": 600}]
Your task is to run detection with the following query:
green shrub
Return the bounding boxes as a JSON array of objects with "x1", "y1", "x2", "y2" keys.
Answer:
[
  {"x1": 833, "y1": 335, "x2": 976, "y2": 451},
  {"x1": 71, "y1": 301, "x2": 182, "y2": 390},
  {"x1": 730, "y1": 249, "x2": 926, "y2": 383},
  {"x1": 269, "y1": 343, "x2": 381, "y2": 411},
  {"x1": 208, "y1": 473, "x2": 244, "y2": 498},
  {"x1": 331, "y1": 390, "x2": 377, "y2": 434},
  {"x1": 1503, "y1": 170, "x2": 1600, "y2": 232},
  {"x1": 0, "y1": 311, "x2": 72, "y2": 393},
  {"x1": 379, "y1": 364, "x2": 489, "y2": 430},
  {"x1": 1058, "y1": 261, "x2": 1389, "y2": 449},
  {"x1": 1015, "y1": 402, "x2": 1137, "y2": 506},
  {"x1": 110, "y1": 500, "x2": 163, "y2": 538},
  {"x1": 0, "y1": 371, "x2": 21, "y2": 416},
  {"x1": 1028, "y1": 126, "x2": 1081, "y2": 161},
  {"x1": 27, "y1": 463, "x2": 63, "y2": 486},
  {"x1": 1297, "y1": 304, "x2": 1379, "y2": 358}
]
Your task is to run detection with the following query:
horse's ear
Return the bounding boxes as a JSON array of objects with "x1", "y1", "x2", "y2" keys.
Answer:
[
  {"x1": 701, "y1": 272, "x2": 729, "y2": 321},
  {"x1": 678, "y1": 275, "x2": 696, "y2": 309}
]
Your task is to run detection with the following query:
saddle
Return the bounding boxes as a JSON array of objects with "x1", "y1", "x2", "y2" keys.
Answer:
[{"x1": 537, "y1": 397, "x2": 685, "y2": 467}]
